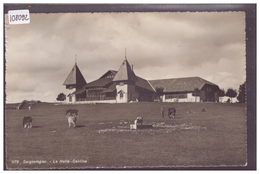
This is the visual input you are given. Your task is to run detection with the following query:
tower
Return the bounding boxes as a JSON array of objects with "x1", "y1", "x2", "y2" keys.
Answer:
[
  {"x1": 113, "y1": 58, "x2": 138, "y2": 103},
  {"x1": 63, "y1": 60, "x2": 87, "y2": 103}
]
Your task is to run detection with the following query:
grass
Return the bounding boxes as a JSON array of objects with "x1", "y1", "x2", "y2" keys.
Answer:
[{"x1": 5, "y1": 102, "x2": 247, "y2": 169}]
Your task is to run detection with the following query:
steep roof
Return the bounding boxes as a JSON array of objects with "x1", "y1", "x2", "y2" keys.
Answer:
[
  {"x1": 63, "y1": 64, "x2": 87, "y2": 86},
  {"x1": 136, "y1": 76, "x2": 155, "y2": 92},
  {"x1": 113, "y1": 59, "x2": 137, "y2": 82},
  {"x1": 149, "y1": 76, "x2": 219, "y2": 93}
]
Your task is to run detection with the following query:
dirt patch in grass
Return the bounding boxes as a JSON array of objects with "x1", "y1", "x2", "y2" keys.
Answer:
[{"x1": 97, "y1": 121, "x2": 206, "y2": 134}]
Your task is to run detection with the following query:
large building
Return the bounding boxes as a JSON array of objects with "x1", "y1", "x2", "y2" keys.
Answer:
[{"x1": 63, "y1": 58, "x2": 220, "y2": 103}]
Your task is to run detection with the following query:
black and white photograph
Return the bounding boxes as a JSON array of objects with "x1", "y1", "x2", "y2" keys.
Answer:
[{"x1": 4, "y1": 4, "x2": 256, "y2": 170}]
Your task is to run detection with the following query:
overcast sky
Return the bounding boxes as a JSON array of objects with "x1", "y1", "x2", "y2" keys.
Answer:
[{"x1": 5, "y1": 12, "x2": 245, "y2": 103}]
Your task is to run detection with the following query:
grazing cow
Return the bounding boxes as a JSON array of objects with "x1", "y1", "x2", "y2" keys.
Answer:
[
  {"x1": 23, "y1": 117, "x2": 33, "y2": 128},
  {"x1": 66, "y1": 109, "x2": 79, "y2": 128},
  {"x1": 134, "y1": 117, "x2": 143, "y2": 125},
  {"x1": 168, "y1": 108, "x2": 176, "y2": 118}
]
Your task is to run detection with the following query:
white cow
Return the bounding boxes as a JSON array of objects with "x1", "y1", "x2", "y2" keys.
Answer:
[{"x1": 66, "y1": 109, "x2": 79, "y2": 128}]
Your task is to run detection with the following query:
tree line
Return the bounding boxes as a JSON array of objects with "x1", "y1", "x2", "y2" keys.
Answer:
[
  {"x1": 194, "y1": 81, "x2": 245, "y2": 103},
  {"x1": 217, "y1": 81, "x2": 245, "y2": 103}
]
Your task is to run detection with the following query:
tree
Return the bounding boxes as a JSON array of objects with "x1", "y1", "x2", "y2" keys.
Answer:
[
  {"x1": 225, "y1": 88, "x2": 237, "y2": 103},
  {"x1": 218, "y1": 88, "x2": 225, "y2": 102},
  {"x1": 192, "y1": 88, "x2": 200, "y2": 102},
  {"x1": 56, "y1": 93, "x2": 66, "y2": 102},
  {"x1": 237, "y1": 82, "x2": 246, "y2": 103}
]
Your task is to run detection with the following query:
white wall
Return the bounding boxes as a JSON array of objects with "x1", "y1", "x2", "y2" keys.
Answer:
[
  {"x1": 163, "y1": 93, "x2": 200, "y2": 102},
  {"x1": 74, "y1": 100, "x2": 116, "y2": 104},
  {"x1": 65, "y1": 93, "x2": 76, "y2": 103},
  {"x1": 187, "y1": 93, "x2": 200, "y2": 102},
  {"x1": 116, "y1": 84, "x2": 128, "y2": 103},
  {"x1": 219, "y1": 96, "x2": 238, "y2": 103}
]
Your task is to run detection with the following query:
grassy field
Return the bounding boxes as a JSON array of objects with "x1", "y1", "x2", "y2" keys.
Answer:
[{"x1": 5, "y1": 102, "x2": 247, "y2": 169}]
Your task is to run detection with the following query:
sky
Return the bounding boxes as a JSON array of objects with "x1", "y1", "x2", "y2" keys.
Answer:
[{"x1": 5, "y1": 11, "x2": 246, "y2": 103}]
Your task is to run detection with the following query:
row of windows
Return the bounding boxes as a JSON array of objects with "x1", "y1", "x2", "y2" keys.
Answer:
[
  {"x1": 88, "y1": 87, "x2": 104, "y2": 90},
  {"x1": 165, "y1": 94, "x2": 187, "y2": 99},
  {"x1": 106, "y1": 75, "x2": 114, "y2": 78}
]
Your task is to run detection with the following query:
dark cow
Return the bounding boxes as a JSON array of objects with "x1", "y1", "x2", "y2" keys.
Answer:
[
  {"x1": 66, "y1": 109, "x2": 79, "y2": 127},
  {"x1": 134, "y1": 117, "x2": 143, "y2": 125},
  {"x1": 168, "y1": 108, "x2": 176, "y2": 118},
  {"x1": 23, "y1": 117, "x2": 33, "y2": 128},
  {"x1": 66, "y1": 109, "x2": 78, "y2": 115}
]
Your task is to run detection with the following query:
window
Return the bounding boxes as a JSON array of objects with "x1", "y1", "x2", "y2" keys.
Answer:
[
  {"x1": 165, "y1": 94, "x2": 187, "y2": 99},
  {"x1": 120, "y1": 92, "x2": 123, "y2": 98}
]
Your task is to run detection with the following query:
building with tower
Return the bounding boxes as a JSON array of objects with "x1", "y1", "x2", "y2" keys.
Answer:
[
  {"x1": 63, "y1": 62, "x2": 87, "y2": 103},
  {"x1": 63, "y1": 56, "x2": 220, "y2": 104},
  {"x1": 113, "y1": 58, "x2": 139, "y2": 103}
]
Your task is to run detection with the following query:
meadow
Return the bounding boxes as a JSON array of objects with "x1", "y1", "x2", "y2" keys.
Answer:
[{"x1": 5, "y1": 102, "x2": 247, "y2": 169}]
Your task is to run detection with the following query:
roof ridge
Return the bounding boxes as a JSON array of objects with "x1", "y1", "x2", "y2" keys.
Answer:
[{"x1": 149, "y1": 76, "x2": 200, "y2": 81}]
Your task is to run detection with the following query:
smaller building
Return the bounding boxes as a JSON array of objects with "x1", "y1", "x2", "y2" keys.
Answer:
[{"x1": 149, "y1": 77, "x2": 220, "y2": 102}]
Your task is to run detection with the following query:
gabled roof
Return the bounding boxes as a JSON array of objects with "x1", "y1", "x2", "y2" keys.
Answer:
[
  {"x1": 99, "y1": 70, "x2": 117, "y2": 79},
  {"x1": 149, "y1": 76, "x2": 219, "y2": 93},
  {"x1": 63, "y1": 64, "x2": 87, "y2": 86},
  {"x1": 84, "y1": 77, "x2": 113, "y2": 88},
  {"x1": 113, "y1": 59, "x2": 137, "y2": 82},
  {"x1": 83, "y1": 70, "x2": 117, "y2": 89}
]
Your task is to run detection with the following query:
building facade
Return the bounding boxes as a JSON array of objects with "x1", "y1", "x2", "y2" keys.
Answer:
[
  {"x1": 63, "y1": 62, "x2": 87, "y2": 103},
  {"x1": 149, "y1": 77, "x2": 220, "y2": 103},
  {"x1": 63, "y1": 59, "x2": 220, "y2": 103}
]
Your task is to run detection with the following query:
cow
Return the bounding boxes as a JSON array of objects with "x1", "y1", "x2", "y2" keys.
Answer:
[
  {"x1": 168, "y1": 108, "x2": 176, "y2": 118},
  {"x1": 66, "y1": 109, "x2": 78, "y2": 115},
  {"x1": 66, "y1": 109, "x2": 79, "y2": 128},
  {"x1": 23, "y1": 117, "x2": 33, "y2": 128},
  {"x1": 134, "y1": 117, "x2": 143, "y2": 125}
]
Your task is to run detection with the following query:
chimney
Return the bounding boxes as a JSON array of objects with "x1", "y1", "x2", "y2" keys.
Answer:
[{"x1": 132, "y1": 64, "x2": 133, "y2": 71}]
